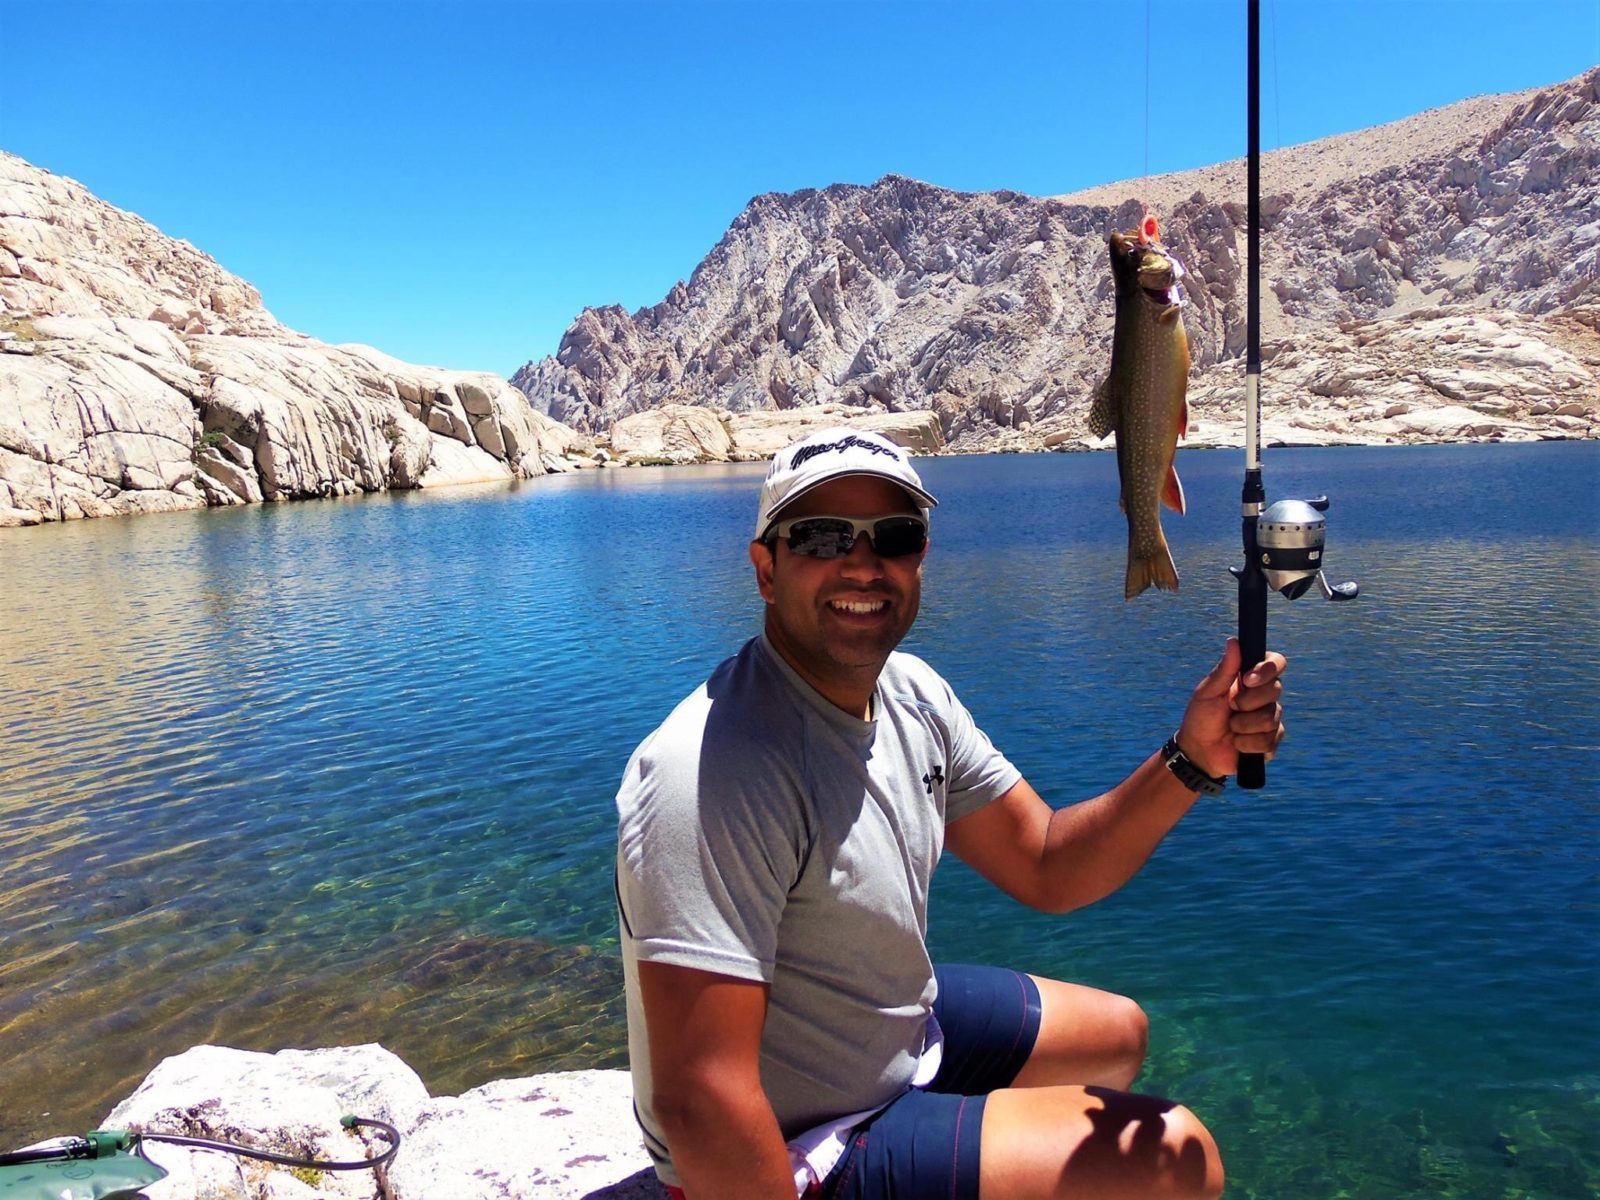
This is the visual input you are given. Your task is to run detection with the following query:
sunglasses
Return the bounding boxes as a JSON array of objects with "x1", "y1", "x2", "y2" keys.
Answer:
[{"x1": 767, "y1": 514, "x2": 928, "y2": 559}]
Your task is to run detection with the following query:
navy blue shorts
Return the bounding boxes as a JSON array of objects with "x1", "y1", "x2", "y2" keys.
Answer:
[{"x1": 821, "y1": 964, "x2": 1043, "y2": 1200}]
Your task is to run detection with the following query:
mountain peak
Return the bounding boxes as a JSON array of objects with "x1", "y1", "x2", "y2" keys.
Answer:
[{"x1": 512, "y1": 70, "x2": 1598, "y2": 450}]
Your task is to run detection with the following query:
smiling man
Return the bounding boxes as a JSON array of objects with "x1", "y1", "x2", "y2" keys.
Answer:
[{"x1": 615, "y1": 427, "x2": 1286, "y2": 1200}]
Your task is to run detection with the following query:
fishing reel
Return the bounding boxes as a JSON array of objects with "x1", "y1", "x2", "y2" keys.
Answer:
[
  {"x1": 1230, "y1": 487, "x2": 1359, "y2": 791},
  {"x1": 1255, "y1": 496, "x2": 1360, "y2": 601}
]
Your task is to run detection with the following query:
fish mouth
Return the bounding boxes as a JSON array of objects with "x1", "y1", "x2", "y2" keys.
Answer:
[{"x1": 1138, "y1": 258, "x2": 1184, "y2": 309}]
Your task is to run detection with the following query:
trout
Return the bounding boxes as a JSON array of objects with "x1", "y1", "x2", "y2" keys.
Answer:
[{"x1": 1089, "y1": 219, "x2": 1192, "y2": 599}]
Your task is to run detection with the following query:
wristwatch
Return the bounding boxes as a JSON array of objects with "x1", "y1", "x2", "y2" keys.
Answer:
[{"x1": 1162, "y1": 734, "x2": 1227, "y2": 795}]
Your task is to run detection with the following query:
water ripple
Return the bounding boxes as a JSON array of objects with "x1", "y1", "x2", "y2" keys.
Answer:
[{"x1": 1, "y1": 446, "x2": 1596, "y2": 1198}]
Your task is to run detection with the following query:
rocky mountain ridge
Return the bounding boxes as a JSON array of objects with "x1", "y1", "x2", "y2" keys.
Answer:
[
  {"x1": 0, "y1": 153, "x2": 595, "y2": 528},
  {"x1": 514, "y1": 69, "x2": 1599, "y2": 453}
]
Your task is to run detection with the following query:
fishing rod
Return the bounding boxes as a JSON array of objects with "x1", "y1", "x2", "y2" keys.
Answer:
[{"x1": 1233, "y1": 0, "x2": 1358, "y2": 789}]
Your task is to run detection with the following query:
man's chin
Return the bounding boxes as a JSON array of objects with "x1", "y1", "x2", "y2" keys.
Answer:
[{"x1": 822, "y1": 628, "x2": 907, "y2": 669}]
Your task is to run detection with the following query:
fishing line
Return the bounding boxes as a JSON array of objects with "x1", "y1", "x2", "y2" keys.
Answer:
[
  {"x1": 1269, "y1": 0, "x2": 1282, "y2": 151},
  {"x1": 1143, "y1": 0, "x2": 1152, "y2": 185}
]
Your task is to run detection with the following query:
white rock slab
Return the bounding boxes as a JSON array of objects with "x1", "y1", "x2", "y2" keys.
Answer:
[
  {"x1": 390, "y1": 1071, "x2": 663, "y2": 1200},
  {"x1": 100, "y1": 1044, "x2": 663, "y2": 1200},
  {"x1": 105, "y1": 1043, "x2": 427, "y2": 1200}
]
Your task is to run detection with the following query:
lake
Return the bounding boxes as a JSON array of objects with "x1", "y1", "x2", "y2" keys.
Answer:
[{"x1": 2, "y1": 441, "x2": 1596, "y2": 1199}]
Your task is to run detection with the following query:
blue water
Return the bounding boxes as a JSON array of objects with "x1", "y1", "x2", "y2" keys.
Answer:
[{"x1": 2, "y1": 443, "x2": 1596, "y2": 1198}]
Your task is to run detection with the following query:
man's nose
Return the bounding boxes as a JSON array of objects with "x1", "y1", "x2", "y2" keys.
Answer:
[{"x1": 838, "y1": 532, "x2": 884, "y2": 574}]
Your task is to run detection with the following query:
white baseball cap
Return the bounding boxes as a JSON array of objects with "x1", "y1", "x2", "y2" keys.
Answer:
[{"x1": 753, "y1": 427, "x2": 938, "y2": 540}]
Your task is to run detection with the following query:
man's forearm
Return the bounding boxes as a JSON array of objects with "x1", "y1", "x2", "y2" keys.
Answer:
[
  {"x1": 1040, "y1": 749, "x2": 1202, "y2": 908},
  {"x1": 657, "y1": 1076, "x2": 797, "y2": 1200}
]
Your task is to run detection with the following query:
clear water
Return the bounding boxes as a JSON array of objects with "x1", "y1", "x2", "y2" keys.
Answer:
[{"x1": 1, "y1": 443, "x2": 1596, "y2": 1198}]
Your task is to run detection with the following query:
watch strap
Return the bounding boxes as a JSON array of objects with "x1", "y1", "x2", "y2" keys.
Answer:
[{"x1": 1162, "y1": 734, "x2": 1226, "y2": 795}]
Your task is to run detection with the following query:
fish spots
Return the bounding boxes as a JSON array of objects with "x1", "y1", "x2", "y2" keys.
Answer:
[{"x1": 1101, "y1": 227, "x2": 1192, "y2": 599}]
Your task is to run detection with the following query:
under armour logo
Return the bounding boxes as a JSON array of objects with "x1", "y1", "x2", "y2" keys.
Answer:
[{"x1": 923, "y1": 765, "x2": 944, "y2": 793}]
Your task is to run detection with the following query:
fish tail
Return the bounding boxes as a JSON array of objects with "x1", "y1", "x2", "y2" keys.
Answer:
[{"x1": 1125, "y1": 540, "x2": 1181, "y2": 600}]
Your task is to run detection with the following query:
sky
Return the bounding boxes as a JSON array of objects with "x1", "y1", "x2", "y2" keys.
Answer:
[{"x1": 4, "y1": 1, "x2": 1597, "y2": 377}]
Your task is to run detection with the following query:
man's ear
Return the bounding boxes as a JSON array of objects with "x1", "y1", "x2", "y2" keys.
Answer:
[{"x1": 749, "y1": 539, "x2": 777, "y2": 604}]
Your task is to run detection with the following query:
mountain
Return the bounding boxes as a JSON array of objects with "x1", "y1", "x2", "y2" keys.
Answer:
[
  {"x1": 513, "y1": 70, "x2": 1599, "y2": 452},
  {"x1": 0, "y1": 153, "x2": 595, "y2": 528}
]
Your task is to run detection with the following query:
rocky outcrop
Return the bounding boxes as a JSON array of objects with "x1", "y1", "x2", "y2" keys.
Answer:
[
  {"x1": 80, "y1": 1044, "x2": 660, "y2": 1200},
  {"x1": 0, "y1": 152, "x2": 594, "y2": 528},
  {"x1": 607, "y1": 402, "x2": 944, "y2": 464},
  {"x1": 514, "y1": 69, "x2": 1599, "y2": 453},
  {"x1": 1007, "y1": 303, "x2": 1600, "y2": 454}
]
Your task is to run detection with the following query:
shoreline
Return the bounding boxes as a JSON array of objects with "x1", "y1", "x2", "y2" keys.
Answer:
[{"x1": 3, "y1": 423, "x2": 1593, "y2": 533}]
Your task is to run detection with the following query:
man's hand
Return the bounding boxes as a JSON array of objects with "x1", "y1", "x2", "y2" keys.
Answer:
[{"x1": 1176, "y1": 637, "x2": 1286, "y2": 780}]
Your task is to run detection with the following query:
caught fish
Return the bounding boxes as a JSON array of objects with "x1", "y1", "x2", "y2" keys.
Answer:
[{"x1": 1089, "y1": 216, "x2": 1192, "y2": 599}]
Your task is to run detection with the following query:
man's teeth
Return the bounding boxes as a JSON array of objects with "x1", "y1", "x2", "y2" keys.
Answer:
[{"x1": 831, "y1": 599, "x2": 887, "y2": 614}]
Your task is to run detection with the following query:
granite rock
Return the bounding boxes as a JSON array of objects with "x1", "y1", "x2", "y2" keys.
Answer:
[
  {"x1": 607, "y1": 402, "x2": 945, "y2": 464},
  {"x1": 609, "y1": 403, "x2": 734, "y2": 464},
  {"x1": 0, "y1": 152, "x2": 594, "y2": 528},
  {"x1": 514, "y1": 69, "x2": 1599, "y2": 453},
  {"x1": 94, "y1": 1043, "x2": 661, "y2": 1200},
  {"x1": 729, "y1": 405, "x2": 945, "y2": 460}
]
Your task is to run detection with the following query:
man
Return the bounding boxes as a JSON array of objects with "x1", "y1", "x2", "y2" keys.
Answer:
[{"x1": 616, "y1": 428, "x2": 1286, "y2": 1199}]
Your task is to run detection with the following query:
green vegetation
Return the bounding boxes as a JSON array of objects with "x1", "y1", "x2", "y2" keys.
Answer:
[
  {"x1": 191, "y1": 428, "x2": 227, "y2": 463},
  {"x1": 287, "y1": 1166, "x2": 323, "y2": 1188}
]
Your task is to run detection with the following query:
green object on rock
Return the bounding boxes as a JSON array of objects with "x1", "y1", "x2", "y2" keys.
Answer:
[{"x1": 0, "y1": 1131, "x2": 168, "y2": 1200}]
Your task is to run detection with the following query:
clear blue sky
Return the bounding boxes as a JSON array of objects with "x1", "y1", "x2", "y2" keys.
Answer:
[{"x1": 4, "y1": 1, "x2": 1596, "y2": 376}]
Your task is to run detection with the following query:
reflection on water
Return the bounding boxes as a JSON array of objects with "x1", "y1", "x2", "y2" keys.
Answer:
[{"x1": 2, "y1": 443, "x2": 1597, "y2": 1199}]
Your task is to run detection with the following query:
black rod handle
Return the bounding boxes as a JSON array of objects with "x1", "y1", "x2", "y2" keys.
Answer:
[{"x1": 1237, "y1": 514, "x2": 1268, "y2": 790}]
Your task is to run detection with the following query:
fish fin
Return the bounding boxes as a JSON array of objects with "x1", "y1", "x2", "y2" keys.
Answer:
[
  {"x1": 1087, "y1": 378, "x2": 1116, "y2": 439},
  {"x1": 1125, "y1": 542, "x2": 1181, "y2": 600},
  {"x1": 1163, "y1": 462, "x2": 1186, "y2": 515}
]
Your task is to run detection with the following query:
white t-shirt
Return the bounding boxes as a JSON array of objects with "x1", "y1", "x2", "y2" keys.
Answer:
[{"x1": 615, "y1": 635, "x2": 1020, "y2": 1188}]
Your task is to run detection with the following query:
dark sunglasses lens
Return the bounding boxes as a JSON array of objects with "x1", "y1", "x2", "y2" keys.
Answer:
[
  {"x1": 870, "y1": 518, "x2": 926, "y2": 557},
  {"x1": 787, "y1": 519, "x2": 857, "y2": 558},
  {"x1": 785, "y1": 517, "x2": 927, "y2": 558}
]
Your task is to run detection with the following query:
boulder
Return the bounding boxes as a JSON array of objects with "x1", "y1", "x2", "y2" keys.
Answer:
[
  {"x1": 95, "y1": 1044, "x2": 661, "y2": 1200},
  {"x1": 104, "y1": 1044, "x2": 428, "y2": 1200},
  {"x1": 726, "y1": 405, "x2": 945, "y2": 461},
  {"x1": 390, "y1": 1073, "x2": 662, "y2": 1200},
  {"x1": 610, "y1": 403, "x2": 734, "y2": 463}
]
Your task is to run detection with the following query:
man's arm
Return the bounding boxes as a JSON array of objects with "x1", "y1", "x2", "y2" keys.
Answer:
[
  {"x1": 636, "y1": 961, "x2": 797, "y2": 1200},
  {"x1": 946, "y1": 638, "x2": 1285, "y2": 914}
]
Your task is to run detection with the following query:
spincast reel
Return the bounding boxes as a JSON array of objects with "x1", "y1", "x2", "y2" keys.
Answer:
[{"x1": 1255, "y1": 496, "x2": 1359, "y2": 602}]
